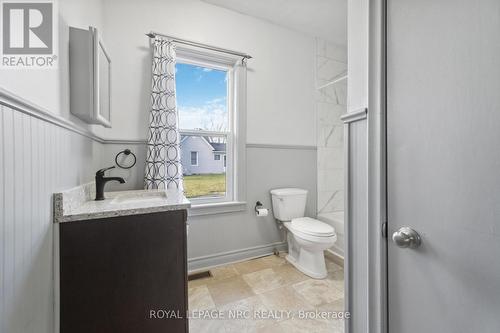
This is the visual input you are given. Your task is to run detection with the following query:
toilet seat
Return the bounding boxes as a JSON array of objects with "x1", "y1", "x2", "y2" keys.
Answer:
[
  {"x1": 283, "y1": 221, "x2": 337, "y2": 245},
  {"x1": 290, "y1": 217, "x2": 335, "y2": 237}
]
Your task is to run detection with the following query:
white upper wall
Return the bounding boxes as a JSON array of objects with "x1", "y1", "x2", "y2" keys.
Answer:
[{"x1": 93, "y1": 0, "x2": 316, "y2": 145}]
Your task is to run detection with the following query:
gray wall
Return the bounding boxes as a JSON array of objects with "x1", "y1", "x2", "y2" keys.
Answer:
[
  {"x1": 187, "y1": 146, "x2": 317, "y2": 270},
  {"x1": 102, "y1": 143, "x2": 317, "y2": 271},
  {"x1": 99, "y1": 142, "x2": 147, "y2": 191}
]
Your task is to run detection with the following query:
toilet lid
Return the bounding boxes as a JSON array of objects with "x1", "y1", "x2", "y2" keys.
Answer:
[{"x1": 291, "y1": 217, "x2": 335, "y2": 236}]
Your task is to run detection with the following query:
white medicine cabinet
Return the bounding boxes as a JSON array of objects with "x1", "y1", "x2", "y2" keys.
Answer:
[{"x1": 69, "y1": 26, "x2": 112, "y2": 127}]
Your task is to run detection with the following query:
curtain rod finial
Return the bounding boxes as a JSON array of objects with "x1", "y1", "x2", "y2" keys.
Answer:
[{"x1": 146, "y1": 33, "x2": 156, "y2": 38}]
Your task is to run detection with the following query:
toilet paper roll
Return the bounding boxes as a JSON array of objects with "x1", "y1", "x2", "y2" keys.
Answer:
[{"x1": 256, "y1": 208, "x2": 269, "y2": 217}]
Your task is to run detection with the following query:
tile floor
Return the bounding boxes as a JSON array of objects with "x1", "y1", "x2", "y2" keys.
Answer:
[{"x1": 188, "y1": 252, "x2": 345, "y2": 333}]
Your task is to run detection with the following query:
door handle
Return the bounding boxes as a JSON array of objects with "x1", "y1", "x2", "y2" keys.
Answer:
[{"x1": 392, "y1": 227, "x2": 421, "y2": 249}]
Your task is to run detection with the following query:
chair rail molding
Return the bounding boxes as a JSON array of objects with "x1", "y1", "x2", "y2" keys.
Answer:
[
  {"x1": 0, "y1": 87, "x2": 104, "y2": 143},
  {"x1": 246, "y1": 143, "x2": 317, "y2": 150},
  {"x1": 341, "y1": 108, "x2": 368, "y2": 124},
  {"x1": 0, "y1": 88, "x2": 146, "y2": 145}
]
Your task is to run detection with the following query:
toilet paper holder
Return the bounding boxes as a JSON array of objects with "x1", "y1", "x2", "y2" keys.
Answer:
[
  {"x1": 255, "y1": 201, "x2": 269, "y2": 217},
  {"x1": 255, "y1": 201, "x2": 264, "y2": 213}
]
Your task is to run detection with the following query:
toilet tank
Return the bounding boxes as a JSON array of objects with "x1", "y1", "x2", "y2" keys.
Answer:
[{"x1": 270, "y1": 188, "x2": 308, "y2": 221}]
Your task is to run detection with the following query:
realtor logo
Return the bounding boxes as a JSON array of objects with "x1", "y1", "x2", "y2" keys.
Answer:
[
  {"x1": 1, "y1": 0, "x2": 57, "y2": 68},
  {"x1": 3, "y1": 2, "x2": 52, "y2": 54}
]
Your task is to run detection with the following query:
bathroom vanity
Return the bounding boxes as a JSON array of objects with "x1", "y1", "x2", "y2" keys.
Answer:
[{"x1": 53, "y1": 184, "x2": 191, "y2": 333}]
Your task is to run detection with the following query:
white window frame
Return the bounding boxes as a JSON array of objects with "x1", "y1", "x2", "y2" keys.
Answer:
[
  {"x1": 190, "y1": 151, "x2": 199, "y2": 166},
  {"x1": 176, "y1": 45, "x2": 247, "y2": 214},
  {"x1": 214, "y1": 154, "x2": 221, "y2": 161}
]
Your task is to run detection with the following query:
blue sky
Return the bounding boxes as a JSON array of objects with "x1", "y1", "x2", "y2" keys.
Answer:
[{"x1": 175, "y1": 63, "x2": 228, "y2": 131}]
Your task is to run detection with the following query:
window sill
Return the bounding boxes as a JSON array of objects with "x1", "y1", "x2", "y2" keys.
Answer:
[{"x1": 188, "y1": 201, "x2": 247, "y2": 217}]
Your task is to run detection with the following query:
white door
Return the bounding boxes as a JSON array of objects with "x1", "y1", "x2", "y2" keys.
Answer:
[{"x1": 387, "y1": 0, "x2": 500, "y2": 332}]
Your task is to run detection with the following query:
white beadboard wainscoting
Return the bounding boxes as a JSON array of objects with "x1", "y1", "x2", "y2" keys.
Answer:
[
  {"x1": 342, "y1": 108, "x2": 369, "y2": 333},
  {"x1": 0, "y1": 103, "x2": 100, "y2": 333}
]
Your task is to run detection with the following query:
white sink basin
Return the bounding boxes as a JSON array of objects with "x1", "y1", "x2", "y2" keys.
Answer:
[{"x1": 110, "y1": 191, "x2": 168, "y2": 205}]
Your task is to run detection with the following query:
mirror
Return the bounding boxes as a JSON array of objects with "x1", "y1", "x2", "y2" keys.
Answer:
[{"x1": 97, "y1": 39, "x2": 111, "y2": 126}]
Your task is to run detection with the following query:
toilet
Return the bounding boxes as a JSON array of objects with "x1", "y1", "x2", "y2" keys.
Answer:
[{"x1": 270, "y1": 188, "x2": 337, "y2": 279}]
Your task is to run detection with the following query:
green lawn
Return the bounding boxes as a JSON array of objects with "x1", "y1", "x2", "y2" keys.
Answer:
[{"x1": 183, "y1": 173, "x2": 226, "y2": 198}]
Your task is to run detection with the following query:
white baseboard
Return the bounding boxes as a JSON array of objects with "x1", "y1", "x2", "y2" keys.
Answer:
[{"x1": 188, "y1": 242, "x2": 287, "y2": 273}]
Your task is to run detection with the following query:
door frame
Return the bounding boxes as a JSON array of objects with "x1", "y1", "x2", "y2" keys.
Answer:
[
  {"x1": 342, "y1": 0, "x2": 388, "y2": 330},
  {"x1": 367, "y1": 0, "x2": 388, "y2": 332}
]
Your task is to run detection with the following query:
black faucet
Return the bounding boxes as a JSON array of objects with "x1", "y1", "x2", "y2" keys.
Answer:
[{"x1": 95, "y1": 166, "x2": 126, "y2": 201}]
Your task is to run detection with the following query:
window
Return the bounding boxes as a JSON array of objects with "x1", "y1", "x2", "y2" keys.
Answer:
[
  {"x1": 190, "y1": 151, "x2": 198, "y2": 166},
  {"x1": 176, "y1": 59, "x2": 230, "y2": 202},
  {"x1": 175, "y1": 46, "x2": 246, "y2": 212}
]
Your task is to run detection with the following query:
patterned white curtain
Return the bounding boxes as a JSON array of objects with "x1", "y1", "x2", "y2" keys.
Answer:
[{"x1": 144, "y1": 38, "x2": 183, "y2": 190}]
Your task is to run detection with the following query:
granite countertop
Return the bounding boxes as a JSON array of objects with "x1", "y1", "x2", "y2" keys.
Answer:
[{"x1": 53, "y1": 182, "x2": 191, "y2": 223}]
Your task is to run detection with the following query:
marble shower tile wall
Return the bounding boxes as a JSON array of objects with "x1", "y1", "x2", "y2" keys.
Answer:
[{"x1": 315, "y1": 38, "x2": 347, "y2": 214}]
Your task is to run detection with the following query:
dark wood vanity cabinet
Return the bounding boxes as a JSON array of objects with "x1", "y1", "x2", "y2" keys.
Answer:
[{"x1": 59, "y1": 210, "x2": 189, "y2": 333}]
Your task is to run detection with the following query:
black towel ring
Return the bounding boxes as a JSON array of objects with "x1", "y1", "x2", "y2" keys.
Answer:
[{"x1": 115, "y1": 149, "x2": 137, "y2": 169}]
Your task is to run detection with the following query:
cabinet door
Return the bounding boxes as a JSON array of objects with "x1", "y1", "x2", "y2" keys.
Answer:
[{"x1": 60, "y1": 210, "x2": 188, "y2": 333}]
